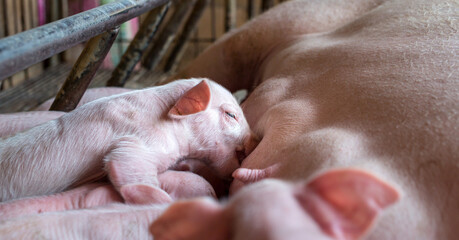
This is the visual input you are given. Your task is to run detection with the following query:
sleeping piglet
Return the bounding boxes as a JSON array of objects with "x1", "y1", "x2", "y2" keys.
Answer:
[
  {"x1": 152, "y1": 168, "x2": 400, "y2": 240},
  {"x1": 0, "y1": 78, "x2": 258, "y2": 204}
]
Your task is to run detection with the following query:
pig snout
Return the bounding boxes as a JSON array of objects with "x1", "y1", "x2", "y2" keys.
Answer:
[{"x1": 235, "y1": 132, "x2": 259, "y2": 164}]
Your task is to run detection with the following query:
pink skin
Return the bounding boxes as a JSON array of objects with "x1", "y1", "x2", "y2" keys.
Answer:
[
  {"x1": 1, "y1": 91, "x2": 227, "y2": 198},
  {"x1": 1, "y1": 88, "x2": 131, "y2": 138},
  {"x1": 34, "y1": 87, "x2": 133, "y2": 111},
  {"x1": 0, "y1": 203, "x2": 169, "y2": 239},
  {"x1": 0, "y1": 111, "x2": 65, "y2": 137},
  {"x1": 165, "y1": 0, "x2": 458, "y2": 239},
  {"x1": 0, "y1": 169, "x2": 398, "y2": 239},
  {"x1": 0, "y1": 78, "x2": 258, "y2": 204},
  {"x1": 152, "y1": 169, "x2": 399, "y2": 240},
  {"x1": 0, "y1": 171, "x2": 215, "y2": 221},
  {"x1": 0, "y1": 0, "x2": 456, "y2": 238},
  {"x1": 0, "y1": 112, "x2": 219, "y2": 220}
]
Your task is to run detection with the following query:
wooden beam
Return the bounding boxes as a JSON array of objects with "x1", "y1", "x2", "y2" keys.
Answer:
[
  {"x1": 0, "y1": 0, "x2": 5, "y2": 37},
  {"x1": 5, "y1": 0, "x2": 16, "y2": 36},
  {"x1": 23, "y1": 0, "x2": 33, "y2": 30},
  {"x1": 224, "y1": 0, "x2": 236, "y2": 32}
]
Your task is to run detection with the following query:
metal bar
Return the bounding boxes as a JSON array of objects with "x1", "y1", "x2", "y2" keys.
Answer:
[
  {"x1": 49, "y1": 28, "x2": 120, "y2": 112},
  {"x1": 0, "y1": 0, "x2": 170, "y2": 81},
  {"x1": 224, "y1": 0, "x2": 236, "y2": 32},
  {"x1": 142, "y1": 0, "x2": 196, "y2": 70},
  {"x1": 106, "y1": 3, "x2": 170, "y2": 87},
  {"x1": 164, "y1": 0, "x2": 209, "y2": 73},
  {"x1": 261, "y1": 0, "x2": 275, "y2": 12}
]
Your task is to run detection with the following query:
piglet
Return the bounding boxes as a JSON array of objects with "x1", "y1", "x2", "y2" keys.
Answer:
[
  {"x1": 152, "y1": 168, "x2": 400, "y2": 240},
  {"x1": 0, "y1": 78, "x2": 258, "y2": 204},
  {"x1": 0, "y1": 203, "x2": 169, "y2": 239},
  {"x1": 0, "y1": 170, "x2": 215, "y2": 221}
]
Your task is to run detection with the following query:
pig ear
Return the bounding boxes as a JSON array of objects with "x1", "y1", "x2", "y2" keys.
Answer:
[
  {"x1": 295, "y1": 169, "x2": 400, "y2": 240},
  {"x1": 168, "y1": 80, "x2": 211, "y2": 118},
  {"x1": 151, "y1": 199, "x2": 229, "y2": 240}
]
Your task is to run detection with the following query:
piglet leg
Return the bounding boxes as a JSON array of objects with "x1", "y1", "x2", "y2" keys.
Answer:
[
  {"x1": 104, "y1": 136, "x2": 172, "y2": 205},
  {"x1": 0, "y1": 183, "x2": 122, "y2": 221}
]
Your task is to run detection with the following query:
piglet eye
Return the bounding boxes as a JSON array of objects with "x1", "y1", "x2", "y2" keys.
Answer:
[{"x1": 226, "y1": 112, "x2": 236, "y2": 120}]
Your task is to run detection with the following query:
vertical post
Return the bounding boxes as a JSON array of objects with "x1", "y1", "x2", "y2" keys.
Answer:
[
  {"x1": 0, "y1": 0, "x2": 5, "y2": 38},
  {"x1": 60, "y1": 0, "x2": 68, "y2": 19},
  {"x1": 26, "y1": 0, "x2": 43, "y2": 80},
  {"x1": 247, "y1": 0, "x2": 255, "y2": 19},
  {"x1": 5, "y1": 0, "x2": 15, "y2": 36},
  {"x1": 106, "y1": 3, "x2": 170, "y2": 87},
  {"x1": 31, "y1": 0, "x2": 39, "y2": 28},
  {"x1": 210, "y1": 0, "x2": 216, "y2": 42},
  {"x1": 261, "y1": 0, "x2": 275, "y2": 12},
  {"x1": 22, "y1": 0, "x2": 32, "y2": 31},
  {"x1": 46, "y1": 0, "x2": 60, "y2": 66},
  {"x1": 13, "y1": 0, "x2": 22, "y2": 34},
  {"x1": 164, "y1": 0, "x2": 209, "y2": 73},
  {"x1": 224, "y1": 0, "x2": 236, "y2": 32},
  {"x1": 49, "y1": 28, "x2": 120, "y2": 112},
  {"x1": 142, "y1": 0, "x2": 197, "y2": 70}
]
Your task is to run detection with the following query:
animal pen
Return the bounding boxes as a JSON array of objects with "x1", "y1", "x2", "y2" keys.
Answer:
[{"x1": 0, "y1": 0, "x2": 281, "y2": 113}]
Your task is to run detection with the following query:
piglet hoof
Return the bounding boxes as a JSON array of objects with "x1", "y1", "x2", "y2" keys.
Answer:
[{"x1": 120, "y1": 184, "x2": 173, "y2": 205}]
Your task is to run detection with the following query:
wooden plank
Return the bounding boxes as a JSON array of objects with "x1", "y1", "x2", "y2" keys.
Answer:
[
  {"x1": 46, "y1": 0, "x2": 60, "y2": 66},
  {"x1": 224, "y1": 0, "x2": 236, "y2": 31},
  {"x1": 164, "y1": 0, "x2": 209, "y2": 72},
  {"x1": 261, "y1": 0, "x2": 275, "y2": 12},
  {"x1": 142, "y1": 0, "x2": 196, "y2": 70},
  {"x1": 31, "y1": 0, "x2": 39, "y2": 28},
  {"x1": 13, "y1": 0, "x2": 23, "y2": 33},
  {"x1": 8, "y1": 0, "x2": 26, "y2": 88},
  {"x1": 5, "y1": 0, "x2": 15, "y2": 36},
  {"x1": 0, "y1": 64, "x2": 116, "y2": 113},
  {"x1": 60, "y1": 0, "x2": 69, "y2": 19},
  {"x1": 27, "y1": 0, "x2": 44, "y2": 80},
  {"x1": 247, "y1": 0, "x2": 256, "y2": 19},
  {"x1": 22, "y1": 0, "x2": 33, "y2": 30},
  {"x1": 59, "y1": 0, "x2": 69, "y2": 62},
  {"x1": 0, "y1": 61, "x2": 164, "y2": 113},
  {"x1": 50, "y1": 28, "x2": 120, "y2": 112},
  {"x1": 0, "y1": 0, "x2": 5, "y2": 37}
]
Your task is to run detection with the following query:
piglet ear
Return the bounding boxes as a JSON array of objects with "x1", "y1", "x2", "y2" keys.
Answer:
[
  {"x1": 295, "y1": 169, "x2": 400, "y2": 240},
  {"x1": 151, "y1": 199, "x2": 229, "y2": 240},
  {"x1": 168, "y1": 80, "x2": 211, "y2": 118}
]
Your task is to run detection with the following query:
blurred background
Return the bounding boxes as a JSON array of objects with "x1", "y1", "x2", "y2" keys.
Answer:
[{"x1": 0, "y1": 0, "x2": 285, "y2": 91}]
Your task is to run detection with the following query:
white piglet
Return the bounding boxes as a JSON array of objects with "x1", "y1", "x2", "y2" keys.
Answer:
[{"x1": 0, "y1": 78, "x2": 258, "y2": 204}]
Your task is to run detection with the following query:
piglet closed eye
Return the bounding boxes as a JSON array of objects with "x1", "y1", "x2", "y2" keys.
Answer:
[{"x1": 151, "y1": 168, "x2": 399, "y2": 240}]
